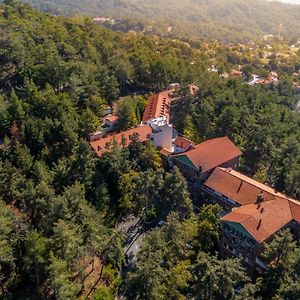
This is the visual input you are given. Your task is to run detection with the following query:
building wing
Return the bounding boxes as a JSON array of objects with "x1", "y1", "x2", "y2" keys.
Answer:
[
  {"x1": 142, "y1": 91, "x2": 171, "y2": 123},
  {"x1": 90, "y1": 125, "x2": 152, "y2": 157},
  {"x1": 174, "y1": 137, "x2": 241, "y2": 174}
]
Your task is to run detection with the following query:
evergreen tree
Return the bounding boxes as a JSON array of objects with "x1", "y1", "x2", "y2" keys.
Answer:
[{"x1": 0, "y1": 200, "x2": 17, "y2": 294}]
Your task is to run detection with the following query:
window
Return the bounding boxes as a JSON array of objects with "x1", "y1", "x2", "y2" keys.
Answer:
[
  {"x1": 248, "y1": 246, "x2": 254, "y2": 256},
  {"x1": 223, "y1": 223, "x2": 229, "y2": 231},
  {"x1": 247, "y1": 238, "x2": 255, "y2": 247}
]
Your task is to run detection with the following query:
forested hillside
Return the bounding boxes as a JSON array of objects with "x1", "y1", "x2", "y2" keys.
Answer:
[
  {"x1": 2, "y1": 1, "x2": 300, "y2": 299},
  {"x1": 0, "y1": 1, "x2": 206, "y2": 298},
  {"x1": 20, "y1": 0, "x2": 300, "y2": 42}
]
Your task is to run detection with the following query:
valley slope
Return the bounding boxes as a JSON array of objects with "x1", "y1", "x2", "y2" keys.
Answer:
[{"x1": 20, "y1": 0, "x2": 300, "y2": 42}]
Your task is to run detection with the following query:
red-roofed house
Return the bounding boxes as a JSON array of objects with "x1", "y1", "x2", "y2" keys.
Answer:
[
  {"x1": 220, "y1": 197, "x2": 300, "y2": 274},
  {"x1": 142, "y1": 91, "x2": 171, "y2": 123},
  {"x1": 230, "y1": 69, "x2": 243, "y2": 77},
  {"x1": 202, "y1": 167, "x2": 300, "y2": 274},
  {"x1": 171, "y1": 137, "x2": 241, "y2": 198},
  {"x1": 173, "y1": 136, "x2": 196, "y2": 154},
  {"x1": 103, "y1": 115, "x2": 119, "y2": 133},
  {"x1": 104, "y1": 115, "x2": 119, "y2": 125},
  {"x1": 267, "y1": 71, "x2": 279, "y2": 84},
  {"x1": 90, "y1": 125, "x2": 152, "y2": 157},
  {"x1": 203, "y1": 167, "x2": 289, "y2": 211},
  {"x1": 188, "y1": 83, "x2": 200, "y2": 96},
  {"x1": 254, "y1": 71, "x2": 279, "y2": 86}
]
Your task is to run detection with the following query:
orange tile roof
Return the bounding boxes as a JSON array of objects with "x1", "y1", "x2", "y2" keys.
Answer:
[
  {"x1": 142, "y1": 90, "x2": 171, "y2": 123},
  {"x1": 256, "y1": 78, "x2": 269, "y2": 85},
  {"x1": 222, "y1": 198, "x2": 295, "y2": 243},
  {"x1": 231, "y1": 69, "x2": 243, "y2": 77},
  {"x1": 173, "y1": 136, "x2": 195, "y2": 151},
  {"x1": 174, "y1": 137, "x2": 241, "y2": 173},
  {"x1": 90, "y1": 125, "x2": 152, "y2": 157},
  {"x1": 205, "y1": 167, "x2": 289, "y2": 206},
  {"x1": 289, "y1": 199, "x2": 300, "y2": 222},
  {"x1": 188, "y1": 83, "x2": 200, "y2": 96},
  {"x1": 159, "y1": 147, "x2": 172, "y2": 156},
  {"x1": 215, "y1": 168, "x2": 300, "y2": 242},
  {"x1": 105, "y1": 115, "x2": 119, "y2": 123},
  {"x1": 268, "y1": 71, "x2": 278, "y2": 81}
]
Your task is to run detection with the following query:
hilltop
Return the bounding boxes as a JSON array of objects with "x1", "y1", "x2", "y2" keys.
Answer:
[{"x1": 20, "y1": 0, "x2": 300, "y2": 42}]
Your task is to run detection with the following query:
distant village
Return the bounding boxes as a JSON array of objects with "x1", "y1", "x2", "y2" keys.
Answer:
[
  {"x1": 206, "y1": 34, "x2": 300, "y2": 92},
  {"x1": 93, "y1": 15, "x2": 300, "y2": 93},
  {"x1": 88, "y1": 83, "x2": 300, "y2": 276}
]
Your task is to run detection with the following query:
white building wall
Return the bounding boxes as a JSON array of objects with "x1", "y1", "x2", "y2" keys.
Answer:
[{"x1": 152, "y1": 124, "x2": 173, "y2": 150}]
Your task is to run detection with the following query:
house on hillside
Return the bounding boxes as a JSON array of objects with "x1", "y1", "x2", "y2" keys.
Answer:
[
  {"x1": 248, "y1": 75, "x2": 263, "y2": 85},
  {"x1": 251, "y1": 71, "x2": 279, "y2": 86},
  {"x1": 188, "y1": 83, "x2": 200, "y2": 96},
  {"x1": 267, "y1": 71, "x2": 279, "y2": 84},
  {"x1": 230, "y1": 69, "x2": 243, "y2": 78},
  {"x1": 103, "y1": 115, "x2": 119, "y2": 133},
  {"x1": 167, "y1": 83, "x2": 181, "y2": 92}
]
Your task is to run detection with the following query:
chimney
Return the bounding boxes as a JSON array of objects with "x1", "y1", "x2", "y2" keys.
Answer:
[
  {"x1": 237, "y1": 180, "x2": 244, "y2": 194},
  {"x1": 257, "y1": 219, "x2": 262, "y2": 230},
  {"x1": 261, "y1": 207, "x2": 264, "y2": 213},
  {"x1": 256, "y1": 191, "x2": 264, "y2": 204},
  {"x1": 199, "y1": 165, "x2": 202, "y2": 173}
]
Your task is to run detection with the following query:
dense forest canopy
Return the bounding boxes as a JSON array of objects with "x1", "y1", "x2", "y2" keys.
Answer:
[
  {"x1": 18, "y1": 0, "x2": 300, "y2": 42},
  {"x1": 1, "y1": 1, "x2": 300, "y2": 299}
]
